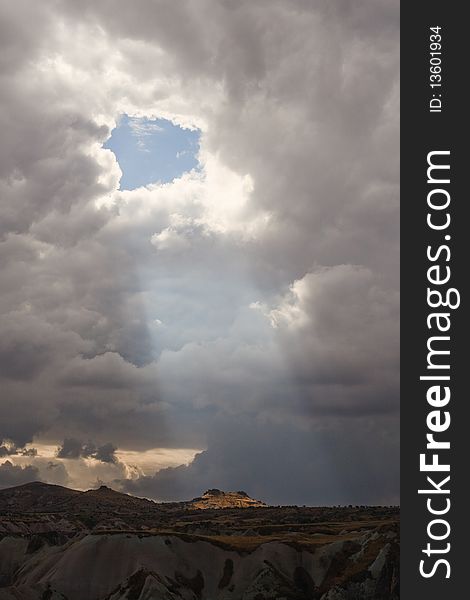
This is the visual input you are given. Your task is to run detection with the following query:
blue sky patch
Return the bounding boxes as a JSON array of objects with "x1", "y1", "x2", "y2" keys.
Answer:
[{"x1": 104, "y1": 115, "x2": 200, "y2": 190}]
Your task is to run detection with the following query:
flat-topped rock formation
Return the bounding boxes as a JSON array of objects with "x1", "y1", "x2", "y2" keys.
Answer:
[{"x1": 187, "y1": 489, "x2": 266, "y2": 510}]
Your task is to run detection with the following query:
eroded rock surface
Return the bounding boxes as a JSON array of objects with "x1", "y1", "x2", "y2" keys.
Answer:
[{"x1": 0, "y1": 483, "x2": 399, "y2": 599}]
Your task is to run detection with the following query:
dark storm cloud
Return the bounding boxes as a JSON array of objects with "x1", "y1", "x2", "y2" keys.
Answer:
[
  {"x1": 56, "y1": 438, "x2": 85, "y2": 460},
  {"x1": 93, "y1": 442, "x2": 118, "y2": 464},
  {"x1": 0, "y1": 1, "x2": 399, "y2": 500},
  {"x1": 0, "y1": 461, "x2": 40, "y2": 489},
  {"x1": 122, "y1": 415, "x2": 399, "y2": 506},
  {"x1": 57, "y1": 439, "x2": 118, "y2": 463},
  {"x1": 0, "y1": 441, "x2": 37, "y2": 457}
]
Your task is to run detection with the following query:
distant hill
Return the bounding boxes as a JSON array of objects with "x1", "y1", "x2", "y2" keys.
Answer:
[
  {"x1": 187, "y1": 488, "x2": 266, "y2": 509},
  {"x1": 0, "y1": 481, "x2": 265, "y2": 514},
  {"x1": 0, "y1": 481, "x2": 157, "y2": 514},
  {"x1": 0, "y1": 480, "x2": 81, "y2": 512}
]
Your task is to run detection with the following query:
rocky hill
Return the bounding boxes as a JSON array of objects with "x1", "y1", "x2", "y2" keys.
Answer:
[
  {"x1": 187, "y1": 489, "x2": 266, "y2": 510},
  {"x1": 0, "y1": 481, "x2": 81, "y2": 512},
  {"x1": 0, "y1": 482, "x2": 156, "y2": 513}
]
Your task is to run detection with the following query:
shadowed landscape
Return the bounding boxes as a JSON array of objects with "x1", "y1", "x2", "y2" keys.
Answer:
[{"x1": 0, "y1": 482, "x2": 399, "y2": 600}]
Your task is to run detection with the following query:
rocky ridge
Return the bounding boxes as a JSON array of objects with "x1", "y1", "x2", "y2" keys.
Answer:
[{"x1": 188, "y1": 489, "x2": 266, "y2": 510}]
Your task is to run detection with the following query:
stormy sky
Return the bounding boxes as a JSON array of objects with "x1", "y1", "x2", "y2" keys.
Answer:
[{"x1": 0, "y1": 0, "x2": 399, "y2": 504}]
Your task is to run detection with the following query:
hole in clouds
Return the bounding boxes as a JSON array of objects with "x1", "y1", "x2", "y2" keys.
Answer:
[{"x1": 104, "y1": 115, "x2": 200, "y2": 190}]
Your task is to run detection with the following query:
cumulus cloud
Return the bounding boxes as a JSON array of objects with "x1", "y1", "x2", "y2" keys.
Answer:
[
  {"x1": 0, "y1": 0, "x2": 399, "y2": 502},
  {"x1": 57, "y1": 439, "x2": 118, "y2": 463},
  {"x1": 265, "y1": 265, "x2": 399, "y2": 392},
  {"x1": 0, "y1": 440, "x2": 37, "y2": 458}
]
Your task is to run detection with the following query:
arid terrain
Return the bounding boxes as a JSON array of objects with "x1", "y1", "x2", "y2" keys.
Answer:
[{"x1": 0, "y1": 482, "x2": 399, "y2": 599}]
